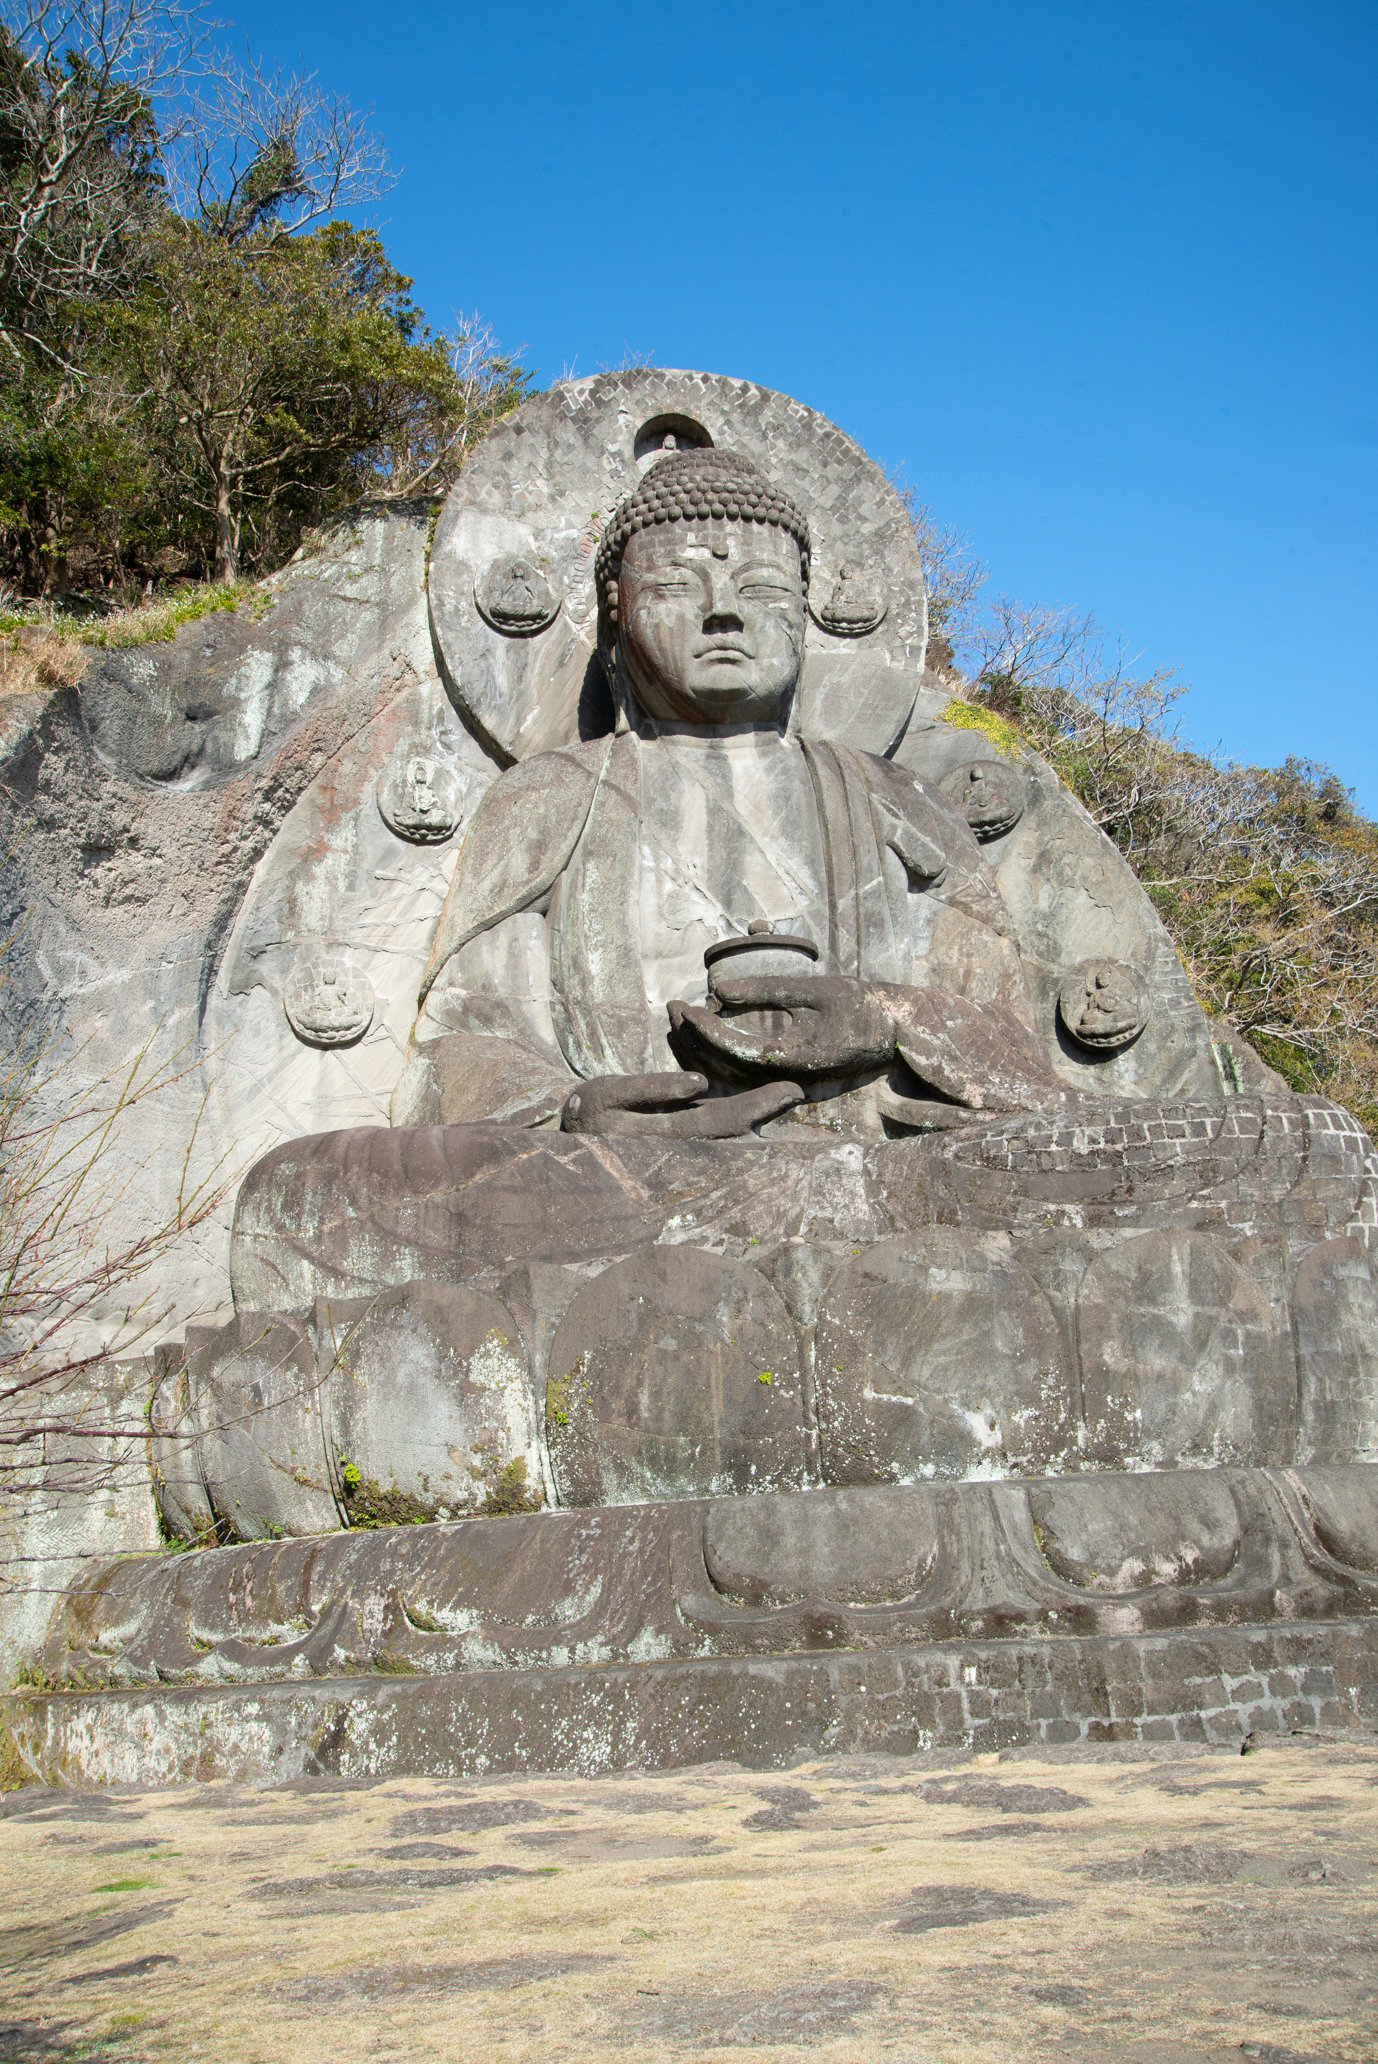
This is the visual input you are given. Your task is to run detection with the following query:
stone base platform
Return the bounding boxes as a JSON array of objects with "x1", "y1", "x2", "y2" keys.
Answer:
[
  {"x1": 6, "y1": 1464, "x2": 1378, "y2": 1787},
  {"x1": 5, "y1": 1619, "x2": 1377, "y2": 1789}
]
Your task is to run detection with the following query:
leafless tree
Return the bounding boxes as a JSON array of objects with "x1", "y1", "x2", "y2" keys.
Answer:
[
  {"x1": 893, "y1": 490, "x2": 987, "y2": 658},
  {"x1": 0, "y1": 941, "x2": 232, "y2": 1493},
  {"x1": 374, "y1": 312, "x2": 532, "y2": 500},
  {"x1": 0, "y1": 0, "x2": 209, "y2": 375},
  {"x1": 163, "y1": 48, "x2": 394, "y2": 243}
]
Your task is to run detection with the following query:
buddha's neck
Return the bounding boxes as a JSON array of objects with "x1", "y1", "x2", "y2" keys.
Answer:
[{"x1": 632, "y1": 717, "x2": 794, "y2": 751}]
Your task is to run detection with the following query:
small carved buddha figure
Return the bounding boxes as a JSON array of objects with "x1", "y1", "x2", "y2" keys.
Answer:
[{"x1": 394, "y1": 446, "x2": 1076, "y2": 1139}]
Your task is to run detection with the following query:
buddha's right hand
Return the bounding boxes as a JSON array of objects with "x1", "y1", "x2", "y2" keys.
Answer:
[{"x1": 560, "y1": 1071, "x2": 804, "y2": 1139}]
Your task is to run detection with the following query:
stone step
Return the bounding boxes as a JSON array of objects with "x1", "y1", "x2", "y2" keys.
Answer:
[{"x1": 5, "y1": 1619, "x2": 1376, "y2": 1791}]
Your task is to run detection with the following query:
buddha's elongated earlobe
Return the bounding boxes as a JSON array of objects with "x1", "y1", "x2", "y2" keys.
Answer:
[{"x1": 608, "y1": 645, "x2": 634, "y2": 734}]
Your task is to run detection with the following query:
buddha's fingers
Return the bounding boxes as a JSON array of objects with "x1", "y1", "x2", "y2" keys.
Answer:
[
  {"x1": 652, "y1": 1081, "x2": 804, "y2": 1138},
  {"x1": 561, "y1": 1076, "x2": 803, "y2": 1138},
  {"x1": 706, "y1": 973, "x2": 856, "y2": 1014},
  {"x1": 561, "y1": 1072, "x2": 709, "y2": 1133},
  {"x1": 668, "y1": 1000, "x2": 771, "y2": 1066}
]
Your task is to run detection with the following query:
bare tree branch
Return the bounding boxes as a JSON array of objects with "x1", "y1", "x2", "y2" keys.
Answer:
[{"x1": 163, "y1": 48, "x2": 394, "y2": 242}]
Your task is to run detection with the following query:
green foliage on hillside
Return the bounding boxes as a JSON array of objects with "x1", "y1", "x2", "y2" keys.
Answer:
[{"x1": 0, "y1": 4, "x2": 529, "y2": 597}]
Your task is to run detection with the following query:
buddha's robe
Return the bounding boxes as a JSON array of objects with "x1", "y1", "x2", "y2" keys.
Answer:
[{"x1": 392, "y1": 727, "x2": 1053, "y2": 1128}]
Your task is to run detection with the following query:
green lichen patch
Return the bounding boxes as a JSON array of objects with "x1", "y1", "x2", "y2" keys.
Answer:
[
  {"x1": 938, "y1": 696, "x2": 1024, "y2": 759},
  {"x1": 546, "y1": 1356, "x2": 590, "y2": 1431}
]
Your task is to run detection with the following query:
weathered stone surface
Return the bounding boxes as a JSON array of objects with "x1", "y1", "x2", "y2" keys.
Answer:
[
  {"x1": 1298, "y1": 1461, "x2": 1378, "y2": 1572},
  {"x1": 321, "y1": 1283, "x2": 539, "y2": 1521},
  {"x1": 153, "y1": 1283, "x2": 539, "y2": 1540},
  {"x1": 1026, "y1": 1470, "x2": 1245, "y2": 1593},
  {"x1": 186, "y1": 1312, "x2": 334, "y2": 1544},
  {"x1": 217, "y1": 1091, "x2": 1378, "y2": 1513},
  {"x1": 544, "y1": 1246, "x2": 806, "y2": 1505},
  {"x1": 231, "y1": 1092, "x2": 1378, "y2": 1315},
  {"x1": 228, "y1": 1124, "x2": 888, "y2": 1310},
  {"x1": 78, "y1": 499, "x2": 436, "y2": 788},
  {"x1": 703, "y1": 1483, "x2": 940, "y2": 1608},
  {"x1": 6, "y1": 1614, "x2": 1377, "y2": 1791},
  {"x1": 1076, "y1": 1230, "x2": 1295, "y2": 1470},
  {"x1": 1293, "y1": 1235, "x2": 1378, "y2": 1465},
  {"x1": 0, "y1": 499, "x2": 470, "y2": 1358},
  {"x1": 39, "y1": 1467, "x2": 1378, "y2": 1691},
  {"x1": 814, "y1": 1233, "x2": 1077, "y2": 1484},
  {"x1": 895, "y1": 722, "x2": 1222, "y2": 1100},
  {"x1": 872, "y1": 1091, "x2": 1378, "y2": 1240}
]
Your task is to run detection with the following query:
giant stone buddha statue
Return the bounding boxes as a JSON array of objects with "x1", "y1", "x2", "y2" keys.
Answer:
[
  {"x1": 169, "y1": 375, "x2": 1376, "y2": 1538},
  {"x1": 393, "y1": 443, "x2": 1078, "y2": 1142}
]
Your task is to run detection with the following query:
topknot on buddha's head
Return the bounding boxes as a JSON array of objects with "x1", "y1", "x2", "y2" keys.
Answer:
[{"x1": 594, "y1": 445, "x2": 811, "y2": 634}]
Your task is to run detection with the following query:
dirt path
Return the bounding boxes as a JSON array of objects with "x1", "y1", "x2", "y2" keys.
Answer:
[{"x1": 2, "y1": 1737, "x2": 1375, "y2": 2063}]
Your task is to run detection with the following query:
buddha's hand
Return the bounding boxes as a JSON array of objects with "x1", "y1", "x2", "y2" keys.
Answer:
[
  {"x1": 559, "y1": 1071, "x2": 804, "y2": 1139},
  {"x1": 875, "y1": 983, "x2": 1084, "y2": 1115},
  {"x1": 668, "y1": 976, "x2": 897, "y2": 1085}
]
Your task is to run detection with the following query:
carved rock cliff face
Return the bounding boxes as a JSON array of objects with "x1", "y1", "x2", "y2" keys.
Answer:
[{"x1": 1, "y1": 498, "x2": 490, "y2": 1347}]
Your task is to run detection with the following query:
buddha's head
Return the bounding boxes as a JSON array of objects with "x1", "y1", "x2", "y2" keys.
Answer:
[{"x1": 595, "y1": 447, "x2": 810, "y2": 726}]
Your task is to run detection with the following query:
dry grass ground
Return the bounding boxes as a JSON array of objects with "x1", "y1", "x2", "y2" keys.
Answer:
[{"x1": 1, "y1": 1736, "x2": 1375, "y2": 2063}]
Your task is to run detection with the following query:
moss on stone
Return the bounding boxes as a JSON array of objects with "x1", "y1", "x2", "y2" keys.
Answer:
[
  {"x1": 339, "y1": 1459, "x2": 440, "y2": 1531},
  {"x1": 938, "y1": 696, "x2": 1024, "y2": 759},
  {"x1": 479, "y1": 1456, "x2": 542, "y2": 1517}
]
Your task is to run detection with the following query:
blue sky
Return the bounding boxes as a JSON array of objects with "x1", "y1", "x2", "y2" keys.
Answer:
[{"x1": 224, "y1": 1, "x2": 1377, "y2": 808}]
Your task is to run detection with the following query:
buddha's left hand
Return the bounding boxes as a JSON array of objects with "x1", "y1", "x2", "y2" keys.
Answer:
[
  {"x1": 668, "y1": 975, "x2": 897, "y2": 1083},
  {"x1": 671, "y1": 976, "x2": 1087, "y2": 1115}
]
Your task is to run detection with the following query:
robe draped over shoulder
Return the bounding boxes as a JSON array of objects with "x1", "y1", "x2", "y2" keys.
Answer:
[{"x1": 418, "y1": 736, "x2": 614, "y2": 1005}]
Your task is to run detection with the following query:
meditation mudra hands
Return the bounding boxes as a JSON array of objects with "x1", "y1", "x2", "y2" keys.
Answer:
[
  {"x1": 559, "y1": 976, "x2": 892, "y2": 1139},
  {"x1": 559, "y1": 974, "x2": 1084, "y2": 1138},
  {"x1": 669, "y1": 973, "x2": 898, "y2": 1083}
]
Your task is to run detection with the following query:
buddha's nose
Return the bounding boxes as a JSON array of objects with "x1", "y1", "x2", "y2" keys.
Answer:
[{"x1": 703, "y1": 565, "x2": 744, "y2": 629}]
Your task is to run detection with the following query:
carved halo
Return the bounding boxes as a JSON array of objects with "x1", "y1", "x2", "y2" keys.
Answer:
[{"x1": 426, "y1": 370, "x2": 931, "y2": 763}]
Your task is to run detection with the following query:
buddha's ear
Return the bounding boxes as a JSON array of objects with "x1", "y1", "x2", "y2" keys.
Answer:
[{"x1": 607, "y1": 644, "x2": 635, "y2": 736}]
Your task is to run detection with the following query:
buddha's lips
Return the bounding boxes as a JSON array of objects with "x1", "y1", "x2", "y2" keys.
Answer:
[{"x1": 696, "y1": 640, "x2": 753, "y2": 661}]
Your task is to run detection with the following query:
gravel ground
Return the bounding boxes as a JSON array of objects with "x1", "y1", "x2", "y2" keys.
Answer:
[{"x1": 2, "y1": 1736, "x2": 1375, "y2": 2063}]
